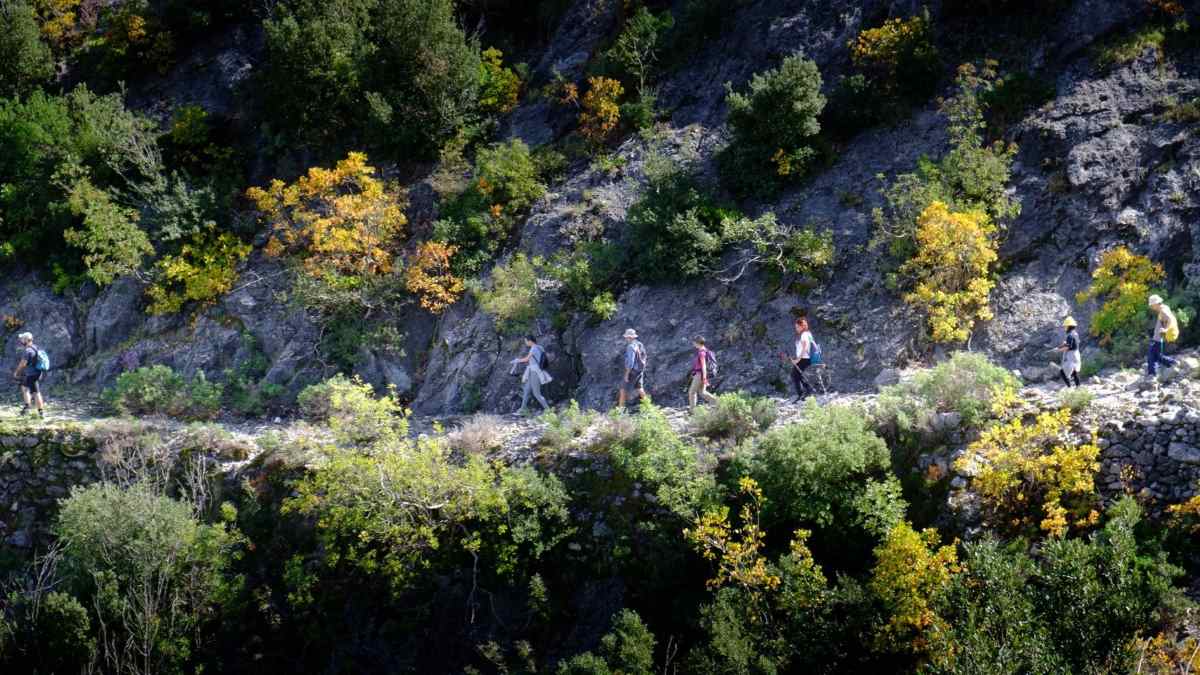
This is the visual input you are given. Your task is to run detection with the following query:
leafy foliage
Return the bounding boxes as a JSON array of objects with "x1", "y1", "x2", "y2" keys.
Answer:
[
  {"x1": 146, "y1": 225, "x2": 250, "y2": 315},
  {"x1": 478, "y1": 47, "x2": 522, "y2": 115},
  {"x1": 900, "y1": 201, "x2": 998, "y2": 343},
  {"x1": 874, "y1": 351, "x2": 1020, "y2": 436},
  {"x1": 104, "y1": 365, "x2": 224, "y2": 421},
  {"x1": 1076, "y1": 246, "x2": 1165, "y2": 352},
  {"x1": 959, "y1": 409, "x2": 1101, "y2": 538},
  {"x1": 604, "y1": 6, "x2": 674, "y2": 92},
  {"x1": 578, "y1": 76, "x2": 624, "y2": 146},
  {"x1": 55, "y1": 483, "x2": 238, "y2": 674},
  {"x1": 737, "y1": 401, "x2": 890, "y2": 530},
  {"x1": 848, "y1": 13, "x2": 939, "y2": 102},
  {"x1": 0, "y1": 0, "x2": 54, "y2": 97},
  {"x1": 471, "y1": 253, "x2": 542, "y2": 334},
  {"x1": 869, "y1": 521, "x2": 959, "y2": 660},
  {"x1": 283, "y1": 436, "x2": 572, "y2": 595},
  {"x1": 248, "y1": 152, "x2": 407, "y2": 314},
  {"x1": 62, "y1": 176, "x2": 154, "y2": 287},
  {"x1": 720, "y1": 53, "x2": 825, "y2": 197},
  {"x1": 296, "y1": 374, "x2": 405, "y2": 446},
  {"x1": 556, "y1": 609, "x2": 656, "y2": 675},
  {"x1": 405, "y1": 240, "x2": 465, "y2": 314},
  {"x1": 690, "y1": 392, "x2": 778, "y2": 444}
]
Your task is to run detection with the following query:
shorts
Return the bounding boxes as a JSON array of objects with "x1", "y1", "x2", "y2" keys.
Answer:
[
  {"x1": 22, "y1": 371, "x2": 42, "y2": 394},
  {"x1": 622, "y1": 368, "x2": 644, "y2": 395}
]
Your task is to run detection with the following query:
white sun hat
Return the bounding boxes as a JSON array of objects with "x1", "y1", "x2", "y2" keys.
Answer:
[{"x1": 623, "y1": 328, "x2": 638, "y2": 339}]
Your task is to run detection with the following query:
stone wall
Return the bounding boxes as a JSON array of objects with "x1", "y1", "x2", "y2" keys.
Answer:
[{"x1": 0, "y1": 424, "x2": 101, "y2": 550}]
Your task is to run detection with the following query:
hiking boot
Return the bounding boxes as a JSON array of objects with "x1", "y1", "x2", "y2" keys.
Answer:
[
  {"x1": 36, "y1": 409, "x2": 44, "y2": 419},
  {"x1": 18, "y1": 405, "x2": 29, "y2": 417}
]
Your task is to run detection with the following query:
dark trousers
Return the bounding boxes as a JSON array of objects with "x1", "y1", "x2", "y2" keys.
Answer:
[
  {"x1": 791, "y1": 359, "x2": 812, "y2": 399},
  {"x1": 1058, "y1": 369, "x2": 1080, "y2": 387},
  {"x1": 1148, "y1": 339, "x2": 1177, "y2": 376}
]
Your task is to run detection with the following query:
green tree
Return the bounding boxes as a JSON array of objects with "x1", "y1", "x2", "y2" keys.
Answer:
[
  {"x1": 63, "y1": 176, "x2": 154, "y2": 286},
  {"x1": 0, "y1": 0, "x2": 54, "y2": 97},
  {"x1": 605, "y1": 6, "x2": 674, "y2": 92}
]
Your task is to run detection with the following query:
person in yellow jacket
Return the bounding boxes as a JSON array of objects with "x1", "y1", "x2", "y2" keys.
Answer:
[{"x1": 1147, "y1": 294, "x2": 1179, "y2": 378}]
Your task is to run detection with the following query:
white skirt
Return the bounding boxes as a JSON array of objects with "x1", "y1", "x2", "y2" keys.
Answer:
[{"x1": 1061, "y1": 350, "x2": 1081, "y2": 376}]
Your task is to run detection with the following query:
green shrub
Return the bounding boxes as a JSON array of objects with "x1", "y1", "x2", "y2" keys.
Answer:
[
  {"x1": 1057, "y1": 387, "x2": 1094, "y2": 413},
  {"x1": 603, "y1": 6, "x2": 673, "y2": 93},
  {"x1": 738, "y1": 401, "x2": 890, "y2": 529},
  {"x1": 719, "y1": 53, "x2": 825, "y2": 197},
  {"x1": 284, "y1": 437, "x2": 572, "y2": 594},
  {"x1": 538, "y1": 401, "x2": 597, "y2": 454},
  {"x1": 296, "y1": 374, "x2": 404, "y2": 446},
  {"x1": 720, "y1": 212, "x2": 836, "y2": 281},
  {"x1": 873, "y1": 352, "x2": 1019, "y2": 436},
  {"x1": 0, "y1": 0, "x2": 54, "y2": 97},
  {"x1": 557, "y1": 609, "x2": 656, "y2": 675},
  {"x1": 846, "y1": 12, "x2": 940, "y2": 104},
  {"x1": 104, "y1": 365, "x2": 224, "y2": 421},
  {"x1": 852, "y1": 476, "x2": 908, "y2": 539},
  {"x1": 436, "y1": 139, "x2": 547, "y2": 274},
  {"x1": 873, "y1": 62, "x2": 1019, "y2": 264},
  {"x1": 603, "y1": 403, "x2": 720, "y2": 521},
  {"x1": 691, "y1": 391, "x2": 778, "y2": 443},
  {"x1": 62, "y1": 175, "x2": 155, "y2": 287},
  {"x1": 470, "y1": 253, "x2": 542, "y2": 334},
  {"x1": 625, "y1": 156, "x2": 736, "y2": 283},
  {"x1": 262, "y1": 0, "x2": 480, "y2": 158},
  {"x1": 55, "y1": 483, "x2": 238, "y2": 675},
  {"x1": 0, "y1": 589, "x2": 95, "y2": 672}
]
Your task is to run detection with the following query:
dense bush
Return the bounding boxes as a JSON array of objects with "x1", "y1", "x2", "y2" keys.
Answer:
[
  {"x1": 478, "y1": 47, "x2": 522, "y2": 115},
  {"x1": 959, "y1": 408, "x2": 1100, "y2": 538},
  {"x1": 848, "y1": 12, "x2": 939, "y2": 102},
  {"x1": 874, "y1": 62, "x2": 1019, "y2": 265},
  {"x1": 737, "y1": 402, "x2": 890, "y2": 530},
  {"x1": 720, "y1": 212, "x2": 836, "y2": 281},
  {"x1": 261, "y1": 0, "x2": 480, "y2": 158},
  {"x1": 578, "y1": 76, "x2": 624, "y2": 145},
  {"x1": 55, "y1": 483, "x2": 238, "y2": 674},
  {"x1": 869, "y1": 520, "x2": 959, "y2": 661},
  {"x1": 146, "y1": 225, "x2": 250, "y2": 315},
  {"x1": 0, "y1": 0, "x2": 54, "y2": 97},
  {"x1": 873, "y1": 351, "x2": 1020, "y2": 437},
  {"x1": 248, "y1": 152, "x2": 407, "y2": 314},
  {"x1": 471, "y1": 253, "x2": 542, "y2": 334},
  {"x1": 436, "y1": 139, "x2": 546, "y2": 274},
  {"x1": 283, "y1": 436, "x2": 572, "y2": 595},
  {"x1": 1076, "y1": 246, "x2": 1166, "y2": 358},
  {"x1": 625, "y1": 155, "x2": 736, "y2": 283},
  {"x1": 719, "y1": 53, "x2": 825, "y2": 197},
  {"x1": 62, "y1": 175, "x2": 155, "y2": 286},
  {"x1": 556, "y1": 609, "x2": 656, "y2": 675},
  {"x1": 296, "y1": 374, "x2": 404, "y2": 445},
  {"x1": 104, "y1": 365, "x2": 224, "y2": 420},
  {"x1": 405, "y1": 240, "x2": 466, "y2": 313},
  {"x1": 899, "y1": 201, "x2": 998, "y2": 343},
  {"x1": 690, "y1": 391, "x2": 778, "y2": 443}
]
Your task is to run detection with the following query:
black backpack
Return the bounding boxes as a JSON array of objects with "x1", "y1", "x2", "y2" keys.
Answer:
[
  {"x1": 540, "y1": 349, "x2": 551, "y2": 369},
  {"x1": 705, "y1": 349, "x2": 719, "y2": 377}
]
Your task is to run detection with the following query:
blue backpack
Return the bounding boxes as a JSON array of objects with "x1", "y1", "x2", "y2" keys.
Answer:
[
  {"x1": 809, "y1": 339, "x2": 823, "y2": 366},
  {"x1": 34, "y1": 347, "x2": 50, "y2": 372}
]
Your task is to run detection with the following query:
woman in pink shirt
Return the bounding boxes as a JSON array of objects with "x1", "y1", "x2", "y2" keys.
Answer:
[{"x1": 688, "y1": 337, "x2": 719, "y2": 411}]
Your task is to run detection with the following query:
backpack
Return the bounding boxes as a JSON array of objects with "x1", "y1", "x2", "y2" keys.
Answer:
[
  {"x1": 540, "y1": 349, "x2": 551, "y2": 369},
  {"x1": 809, "y1": 339, "x2": 823, "y2": 366},
  {"x1": 1164, "y1": 307, "x2": 1180, "y2": 343},
  {"x1": 704, "y1": 349, "x2": 719, "y2": 377},
  {"x1": 635, "y1": 341, "x2": 648, "y2": 370},
  {"x1": 33, "y1": 347, "x2": 50, "y2": 372}
]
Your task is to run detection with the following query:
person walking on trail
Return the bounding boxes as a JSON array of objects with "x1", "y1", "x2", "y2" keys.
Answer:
[
  {"x1": 12, "y1": 332, "x2": 46, "y2": 418},
  {"x1": 688, "y1": 337, "x2": 719, "y2": 412},
  {"x1": 783, "y1": 317, "x2": 814, "y2": 402},
  {"x1": 1147, "y1": 294, "x2": 1179, "y2": 379},
  {"x1": 617, "y1": 328, "x2": 647, "y2": 409},
  {"x1": 515, "y1": 336, "x2": 552, "y2": 415},
  {"x1": 1057, "y1": 317, "x2": 1082, "y2": 388}
]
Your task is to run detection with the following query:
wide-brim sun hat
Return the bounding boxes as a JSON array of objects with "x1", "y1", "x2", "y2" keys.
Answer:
[
  {"x1": 1063, "y1": 317, "x2": 1077, "y2": 328},
  {"x1": 623, "y1": 329, "x2": 638, "y2": 339},
  {"x1": 1148, "y1": 294, "x2": 1164, "y2": 307},
  {"x1": 16, "y1": 332, "x2": 32, "y2": 342}
]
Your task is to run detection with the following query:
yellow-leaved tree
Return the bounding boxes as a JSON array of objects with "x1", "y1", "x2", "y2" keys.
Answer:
[
  {"x1": 578, "y1": 76, "x2": 624, "y2": 145},
  {"x1": 901, "y1": 201, "x2": 998, "y2": 343},
  {"x1": 958, "y1": 408, "x2": 1100, "y2": 538},
  {"x1": 404, "y1": 241, "x2": 465, "y2": 314},
  {"x1": 869, "y1": 521, "x2": 959, "y2": 663},
  {"x1": 146, "y1": 226, "x2": 252, "y2": 315},
  {"x1": 1076, "y1": 246, "x2": 1165, "y2": 348},
  {"x1": 246, "y1": 152, "x2": 406, "y2": 313}
]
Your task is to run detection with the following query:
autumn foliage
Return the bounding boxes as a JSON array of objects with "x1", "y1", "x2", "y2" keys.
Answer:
[
  {"x1": 405, "y1": 241, "x2": 465, "y2": 313},
  {"x1": 579, "y1": 76, "x2": 624, "y2": 145},
  {"x1": 901, "y1": 201, "x2": 998, "y2": 344},
  {"x1": 146, "y1": 226, "x2": 252, "y2": 315},
  {"x1": 248, "y1": 152, "x2": 406, "y2": 281},
  {"x1": 1075, "y1": 246, "x2": 1164, "y2": 346}
]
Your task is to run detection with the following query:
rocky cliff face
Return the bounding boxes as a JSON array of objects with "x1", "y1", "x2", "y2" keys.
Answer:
[{"x1": 2, "y1": 0, "x2": 1196, "y2": 416}]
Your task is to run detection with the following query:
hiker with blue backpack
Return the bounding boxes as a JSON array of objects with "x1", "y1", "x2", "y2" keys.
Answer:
[
  {"x1": 12, "y1": 332, "x2": 47, "y2": 418},
  {"x1": 782, "y1": 316, "x2": 820, "y2": 402},
  {"x1": 514, "y1": 335, "x2": 553, "y2": 415},
  {"x1": 618, "y1": 328, "x2": 647, "y2": 409},
  {"x1": 687, "y1": 336, "x2": 719, "y2": 412}
]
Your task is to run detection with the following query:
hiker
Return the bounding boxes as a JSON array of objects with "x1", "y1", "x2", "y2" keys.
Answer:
[
  {"x1": 617, "y1": 328, "x2": 647, "y2": 408},
  {"x1": 688, "y1": 337, "x2": 719, "y2": 412},
  {"x1": 1057, "y1": 317, "x2": 1082, "y2": 388},
  {"x1": 514, "y1": 335, "x2": 552, "y2": 415},
  {"x1": 1147, "y1": 294, "x2": 1179, "y2": 378},
  {"x1": 12, "y1": 332, "x2": 46, "y2": 418},
  {"x1": 783, "y1": 316, "x2": 814, "y2": 402}
]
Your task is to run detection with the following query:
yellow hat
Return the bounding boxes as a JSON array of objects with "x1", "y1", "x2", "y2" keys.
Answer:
[{"x1": 1063, "y1": 317, "x2": 1077, "y2": 328}]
